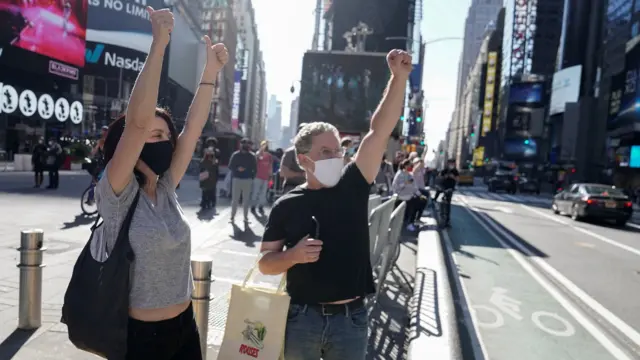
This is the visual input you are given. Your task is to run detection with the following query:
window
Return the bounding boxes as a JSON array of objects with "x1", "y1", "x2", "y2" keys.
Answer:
[{"x1": 632, "y1": 21, "x2": 639, "y2": 37}]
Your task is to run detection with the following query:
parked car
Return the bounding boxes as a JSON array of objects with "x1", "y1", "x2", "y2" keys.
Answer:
[
  {"x1": 487, "y1": 171, "x2": 517, "y2": 194},
  {"x1": 551, "y1": 183, "x2": 633, "y2": 226},
  {"x1": 517, "y1": 176, "x2": 541, "y2": 194}
]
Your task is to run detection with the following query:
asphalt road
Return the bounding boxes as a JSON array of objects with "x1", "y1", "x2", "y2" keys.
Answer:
[{"x1": 443, "y1": 188, "x2": 640, "y2": 360}]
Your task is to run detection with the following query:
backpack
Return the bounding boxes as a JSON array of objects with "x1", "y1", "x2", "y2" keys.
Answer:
[{"x1": 61, "y1": 190, "x2": 140, "y2": 359}]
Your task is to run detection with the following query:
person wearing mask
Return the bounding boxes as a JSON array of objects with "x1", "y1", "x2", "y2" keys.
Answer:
[
  {"x1": 412, "y1": 157, "x2": 429, "y2": 218},
  {"x1": 280, "y1": 123, "x2": 307, "y2": 193},
  {"x1": 45, "y1": 138, "x2": 63, "y2": 189},
  {"x1": 199, "y1": 147, "x2": 219, "y2": 210},
  {"x1": 252, "y1": 140, "x2": 273, "y2": 213},
  {"x1": 31, "y1": 137, "x2": 47, "y2": 188},
  {"x1": 92, "y1": 8, "x2": 229, "y2": 358},
  {"x1": 392, "y1": 159, "x2": 428, "y2": 231},
  {"x1": 374, "y1": 153, "x2": 394, "y2": 195},
  {"x1": 258, "y1": 49, "x2": 412, "y2": 360},
  {"x1": 229, "y1": 138, "x2": 257, "y2": 222},
  {"x1": 341, "y1": 137, "x2": 354, "y2": 165}
]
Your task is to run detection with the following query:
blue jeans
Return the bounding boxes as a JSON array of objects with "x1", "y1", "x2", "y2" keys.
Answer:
[{"x1": 284, "y1": 303, "x2": 368, "y2": 360}]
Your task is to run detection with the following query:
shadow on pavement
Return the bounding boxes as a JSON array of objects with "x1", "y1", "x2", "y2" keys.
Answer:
[
  {"x1": 230, "y1": 222, "x2": 261, "y2": 248},
  {"x1": 60, "y1": 213, "x2": 98, "y2": 229},
  {"x1": 0, "y1": 328, "x2": 37, "y2": 359},
  {"x1": 366, "y1": 237, "x2": 415, "y2": 360},
  {"x1": 449, "y1": 203, "x2": 549, "y2": 259}
]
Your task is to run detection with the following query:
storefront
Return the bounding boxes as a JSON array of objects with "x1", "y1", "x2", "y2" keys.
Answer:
[{"x1": 0, "y1": 0, "x2": 87, "y2": 158}]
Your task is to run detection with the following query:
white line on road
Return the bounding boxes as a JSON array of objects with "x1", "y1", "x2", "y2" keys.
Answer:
[
  {"x1": 460, "y1": 199, "x2": 635, "y2": 360},
  {"x1": 520, "y1": 205, "x2": 640, "y2": 258},
  {"x1": 494, "y1": 206, "x2": 513, "y2": 214}
]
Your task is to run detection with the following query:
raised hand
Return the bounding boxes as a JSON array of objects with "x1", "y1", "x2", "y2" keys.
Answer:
[
  {"x1": 386, "y1": 49, "x2": 412, "y2": 77},
  {"x1": 204, "y1": 35, "x2": 229, "y2": 75},
  {"x1": 146, "y1": 6, "x2": 174, "y2": 47}
]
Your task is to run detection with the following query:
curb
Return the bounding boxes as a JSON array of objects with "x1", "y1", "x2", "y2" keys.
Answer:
[{"x1": 407, "y1": 212, "x2": 463, "y2": 359}]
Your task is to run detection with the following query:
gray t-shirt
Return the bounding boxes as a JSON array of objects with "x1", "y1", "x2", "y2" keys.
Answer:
[{"x1": 90, "y1": 166, "x2": 193, "y2": 309}]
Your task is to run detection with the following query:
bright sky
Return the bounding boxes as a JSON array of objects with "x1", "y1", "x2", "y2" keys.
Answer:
[{"x1": 253, "y1": 0, "x2": 471, "y2": 149}]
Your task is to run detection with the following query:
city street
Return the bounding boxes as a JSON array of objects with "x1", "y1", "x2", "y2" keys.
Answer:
[
  {"x1": 0, "y1": 171, "x2": 410, "y2": 360},
  {"x1": 0, "y1": 171, "x2": 278, "y2": 359},
  {"x1": 445, "y1": 188, "x2": 640, "y2": 360}
]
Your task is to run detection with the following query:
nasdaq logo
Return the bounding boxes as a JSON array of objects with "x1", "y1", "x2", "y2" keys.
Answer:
[{"x1": 86, "y1": 44, "x2": 105, "y2": 64}]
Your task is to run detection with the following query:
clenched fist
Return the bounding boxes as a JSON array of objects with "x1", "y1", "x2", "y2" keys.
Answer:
[
  {"x1": 147, "y1": 6, "x2": 174, "y2": 47},
  {"x1": 387, "y1": 49, "x2": 412, "y2": 77},
  {"x1": 203, "y1": 35, "x2": 229, "y2": 75}
]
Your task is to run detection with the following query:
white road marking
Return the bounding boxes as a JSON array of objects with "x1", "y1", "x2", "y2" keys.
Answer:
[
  {"x1": 494, "y1": 206, "x2": 513, "y2": 214},
  {"x1": 521, "y1": 205, "x2": 640, "y2": 258},
  {"x1": 627, "y1": 223, "x2": 640, "y2": 230},
  {"x1": 461, "y1": 199, "x2": 639, "y2": 357}
]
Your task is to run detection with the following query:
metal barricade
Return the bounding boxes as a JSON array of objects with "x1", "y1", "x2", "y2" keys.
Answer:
[
  {"x1": 368, "y1": 194, "x2": 382, "y2": 216},
  {"x1": 371, "y1": 202, "x2": 406, "y2": 308},
  {"x1": 368, "y1": 195, "x2": 396, "y2": 268}
]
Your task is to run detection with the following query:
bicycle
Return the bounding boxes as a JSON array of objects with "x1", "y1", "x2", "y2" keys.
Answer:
[
  {"x1": 80, "y1": 166, "x2": 103, "y2": 216},
  {"x1": 439, "y1": 188, "x2": 454, "y2": 227}
]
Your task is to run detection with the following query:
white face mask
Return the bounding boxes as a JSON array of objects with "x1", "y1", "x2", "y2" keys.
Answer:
[{"x1": 308, "y1": 157, "x2": 344, "y2": 187}]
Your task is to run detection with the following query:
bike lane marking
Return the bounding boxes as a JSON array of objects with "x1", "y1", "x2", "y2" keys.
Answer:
[{"x1": 446, "y1": 202, "x2": 631, "y2": 360}]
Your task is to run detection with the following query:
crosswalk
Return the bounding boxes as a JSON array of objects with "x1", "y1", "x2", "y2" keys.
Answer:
[{"x1": 453, "y1": 187, "x2": 554, "y2": 207}]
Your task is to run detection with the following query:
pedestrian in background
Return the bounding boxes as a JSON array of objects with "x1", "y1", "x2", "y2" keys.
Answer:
[
  {"x1": 31, "y1": 137, "x2": 47, "y2": 188},
  {"x1": 280, "y1": 123, "x2": 307, "y2": 193},
  {"x1": 229, "y1": 137, "x2": 257, "y2": 223},
  {"x1": 252, "y1": 140, "x2": 273, "y2": 214},
  {"x1": 46, "y1": 138, "x2": 63, "y2": 189},
  {"x1": 392, "y1": 159, "x2": 427, "y2": 231},
  {"x1": 341, "y1": 137, "x2": 354, "y2": 165},
  {"x1": 199, "y1": 146, "x2": 218, "y2": 210}
]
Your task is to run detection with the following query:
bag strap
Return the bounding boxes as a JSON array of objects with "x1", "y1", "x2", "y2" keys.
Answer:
[
  {"x1": 107, "y1": 190, "x2": 141, "y2": 256},
  {"x1": 242, "y1": 260, "x2": 287, "y2": 294}
]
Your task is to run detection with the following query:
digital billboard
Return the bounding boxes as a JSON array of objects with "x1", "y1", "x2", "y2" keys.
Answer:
[
  {"x1": 0, "y1": 0, "x2": 87, "y2": 67},
  {"x1": 298, "y1": 51, "x2": 390, "y2": 134},
  {"x1": 86, "y1": 0, "x2": 164, "y2": 54},
  {"x1": 609, "y1": 40, "x2": 640, "y2": 130},
  {"x1": 503, "y1": 138, "x2": 538, "y2": 159},
  {"x1": 508, "y1": 82, "x2": 544, "y2": 105},
  {"x1": 549, "y1": 65, "x2": 582, "y2": 116}
]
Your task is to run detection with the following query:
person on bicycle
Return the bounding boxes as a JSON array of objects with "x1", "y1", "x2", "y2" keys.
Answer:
[
  {"x1": 434, "y1": 159, "x2": 459, "y2": 226},
  {"x1": 86, "y1": 126, "x2": 109, "y2": 205}
]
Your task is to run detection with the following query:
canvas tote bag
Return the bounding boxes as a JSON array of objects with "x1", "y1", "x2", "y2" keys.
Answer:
[{"x1": 218, "y1": 263, "x2": 289, "y2": 360}]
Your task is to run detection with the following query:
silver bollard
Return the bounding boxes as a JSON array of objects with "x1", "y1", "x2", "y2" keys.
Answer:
[
  {"x1": 191, "y1": 255, "x2": 213, "y2": 358},
  {"x1": 16, "y1": 229, "x2": 46, "y2": 330}
]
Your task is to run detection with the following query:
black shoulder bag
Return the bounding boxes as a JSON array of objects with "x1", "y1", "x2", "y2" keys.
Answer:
[{"x1": 61, "y1": 190, "x2": 140, "y2": 360}]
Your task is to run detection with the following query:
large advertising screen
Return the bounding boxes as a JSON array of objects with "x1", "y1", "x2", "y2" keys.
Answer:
[
  {"x1": 0, "y1": 0, "x2": 87, "y2": 67},
  {"x1": 549, "y1": 65, "x2": 582, "y2": 116},
  {"x1": 609, "y1": 40, "x2": 640, "y2": 130},
  {"x1": 503, "y1": 138, "x2": 538, "y2": 160},
  {"x1": 508, "y1": 82, "x2": 544, "y2": 105},
  {"x1": 86, "y1": 0, "x2": 164, "y2": 54},
  {"x1": 298, "y1": 51, "x2": 390, "y2": 133},
  {"x1": 481, "y1": 51, "x2": 498, "y2": 137}
]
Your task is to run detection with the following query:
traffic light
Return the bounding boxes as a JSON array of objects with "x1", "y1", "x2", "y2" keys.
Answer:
[
  {"x1": 415, "y1": 109, "x2": 423, "y2": 123},
  {"x1": 470, "y1": 132, "x2": 475, "y2": 137},
  {"x1": 400, "y1": 115, "x2": 405, "y2": 121},
  {"x1": 524, "y1": 139, "x2": 530, "y2": 145},
  {"x1": 420, "y1": 140, "x2": 425, "y2": 146}
]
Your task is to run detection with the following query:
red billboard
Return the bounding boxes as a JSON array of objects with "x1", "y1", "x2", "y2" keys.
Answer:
[{"x1": 0, "y1": 0, "x2": 87, "y2": 67}]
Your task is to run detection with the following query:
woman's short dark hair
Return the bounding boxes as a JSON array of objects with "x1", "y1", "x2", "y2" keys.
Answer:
[
  {"x1": 400, "y1": 159, "x2": 411, "y2": 170},
  {"x1": 103, "y1": 107, "x2": 177, "y2": 186},
  {"x1": 205, "y1": 136, "x2": 218, "y2": 147}
]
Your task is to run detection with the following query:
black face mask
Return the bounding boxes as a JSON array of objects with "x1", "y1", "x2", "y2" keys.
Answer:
[
  {"x1": 242, "y1": 144, "x2": 250, "y2": 151},
  {"x1": 140, "y1": 140, "x2": 173, "y2": 175}
]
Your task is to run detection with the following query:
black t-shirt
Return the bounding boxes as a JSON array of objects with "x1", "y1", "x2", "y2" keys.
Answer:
[
  {"x1": 439, "y1": 168, "x2": 459, "y2": 189},
  {"x1": 262, "y1": 162, "x2": 375, "y2": 304}
]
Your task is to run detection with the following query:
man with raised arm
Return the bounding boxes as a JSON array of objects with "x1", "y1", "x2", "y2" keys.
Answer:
[{"x1": 257, "y1": 49, "x2": 412, "y2": 360}]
